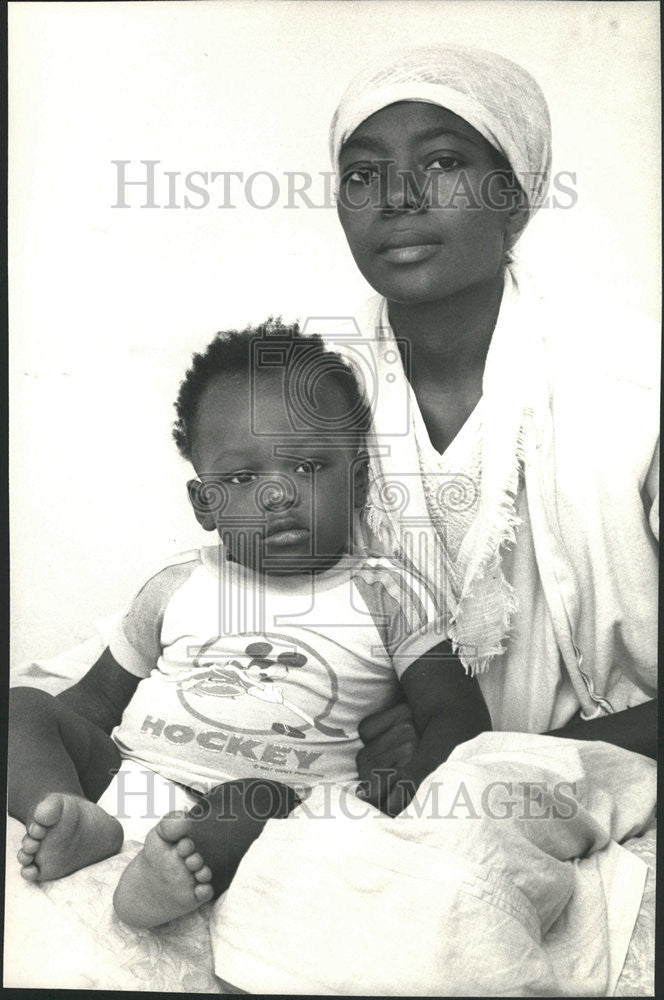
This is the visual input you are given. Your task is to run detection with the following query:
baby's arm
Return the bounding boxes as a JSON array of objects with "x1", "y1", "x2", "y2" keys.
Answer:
[
  {"x1": 362, "y1": 641, "x2": 491, "y2": 816},
  {"x1": 57, "y1": 646, "x2": 140, "y2": 732}
]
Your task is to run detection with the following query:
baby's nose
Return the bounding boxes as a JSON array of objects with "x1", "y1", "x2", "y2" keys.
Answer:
[{"x1": 258, "y1": 478, "x2": 296, "y2": 511}]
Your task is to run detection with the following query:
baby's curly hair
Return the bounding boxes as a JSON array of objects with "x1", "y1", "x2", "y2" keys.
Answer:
[{"x1": 172, "y1": 318, "x2": 371, "y2": 460}]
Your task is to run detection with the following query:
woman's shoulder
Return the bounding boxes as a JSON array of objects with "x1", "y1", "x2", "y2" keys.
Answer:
[{"x1": 528, "y1": 270, "x2": 660, "y2": 392}]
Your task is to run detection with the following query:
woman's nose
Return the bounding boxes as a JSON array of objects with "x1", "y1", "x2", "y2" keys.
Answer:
[{"x1": 380, "y1": 160, "x2": 426, "y2": 214}]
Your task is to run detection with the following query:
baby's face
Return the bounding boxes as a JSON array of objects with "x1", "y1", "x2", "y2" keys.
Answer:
[{"x1": 188, "y1": 372, "x2": 361, "y2": 574}]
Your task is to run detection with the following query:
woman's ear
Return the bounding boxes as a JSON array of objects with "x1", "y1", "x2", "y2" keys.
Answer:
[
  {"x1": 504, "y1": 184, "x2": 529, "y2": 243},
  {"x1": 352, "y1": 455, "x2": 370, "y2": 509},
  {"x1": 187, "y1": 479, "x2": 218, "y2": 532}
]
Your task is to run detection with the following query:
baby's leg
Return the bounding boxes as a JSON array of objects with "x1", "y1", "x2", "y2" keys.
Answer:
[
  {"x1": 9, "y1": 687, "x2": 124, "y2": 881},
  {"x1": 113, "y1": 779, "x2": 299, "y2": 928}
]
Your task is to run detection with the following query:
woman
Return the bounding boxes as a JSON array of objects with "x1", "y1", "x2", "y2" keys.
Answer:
[
  {"x1": 328, "y1": 45, "x2": 658, "y2": 802},
  {"x1": 211, "y1": 46, "x2": 657, "y2": 994}
]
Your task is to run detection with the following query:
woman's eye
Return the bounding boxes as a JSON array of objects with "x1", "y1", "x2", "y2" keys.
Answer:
[
  {"x1": 294, "y1": 460, "x2": 324, "y2": 474},
  {"x1": 226, "y1": 471, "x2": 257, "y2": 485},
  {"x1": 342, "y1": 166, "x2": 378, "y2": 186},
  {"x1": 426, "y1": 155, "x2": 464, "y2": 172}
]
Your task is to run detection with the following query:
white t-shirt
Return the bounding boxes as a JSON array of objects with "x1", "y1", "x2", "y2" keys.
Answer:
[{"x1": 109, "y1": 547, "x2": 446, "y2": 794}]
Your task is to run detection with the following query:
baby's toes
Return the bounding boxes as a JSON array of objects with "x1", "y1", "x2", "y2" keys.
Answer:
[
  {"x1": 157, "y1": 813, "x2": 192, "y2": 844},
  {"x1": 27, "y1": 822, "x2": 47, "y2": 840},
  {"x1": 184, "y1": 851, "x2": 205, "y2": 872},
  {"x1": 194, "y1": 864, "x2": 212, "y2": 883},
  {"x1": 175, "y1": 837, "x2": 196, "y2": 858},
  {"x1": 193, "y1": 882, "x2": 215, "y2": 903},
  {"x1": 20, "y1": 864, "x2": 39, "y2": 882},
  {"x1": 19, "y1": 836, "x2": 40, "y2": 856}
]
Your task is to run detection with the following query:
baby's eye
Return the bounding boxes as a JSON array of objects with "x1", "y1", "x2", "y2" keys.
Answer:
[
  {"x1": 225, "y1": 471, "x2": 257, "y2": 485},
  {"x1": 426, "y1": 155, "x2": 464, "y2": 172},
  {"x1": 294, "y1": 460, "x2": 324, "y2": 474},
  {"x1": 341, "y1": 165, "x2": 379, "y2": 186}
]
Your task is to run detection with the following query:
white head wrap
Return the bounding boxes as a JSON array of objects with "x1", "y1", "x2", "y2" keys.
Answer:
[{"x1": 330, "y1": 44, "x2": 552, "y2": 221}]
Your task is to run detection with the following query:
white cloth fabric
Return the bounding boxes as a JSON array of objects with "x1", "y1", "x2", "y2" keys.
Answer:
[
  {"x1": 478, "y1": 487, "x2": 578, "y2": 734},
  {"x1": 211, "y1": 732, "x2": 655, "y2": 996},
  {"x1": 329, "y1": 43, "x2": 552, "y2": 220},
  {"x1": 109, "y1": 546, "x2": 446, "y2": 793},
  {"x1": 320, "y1": 268, "x2": 659, "y2": 726},
  {"x1": 359, "y1": 269, "x2": 549, "y2": 674}
]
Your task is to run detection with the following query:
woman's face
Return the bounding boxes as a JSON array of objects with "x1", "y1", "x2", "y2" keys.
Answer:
[{"x1": 336, "y1": 102, "x2": 524, "y2": 304}]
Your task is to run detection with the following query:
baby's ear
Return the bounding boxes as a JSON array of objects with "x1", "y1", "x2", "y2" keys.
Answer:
[
  {"x1": 187, "y1": 479, "x2": 218, "y2": 532},
  {"x1": 352, "y1": 455, "x2": 369, "y2": 509}
]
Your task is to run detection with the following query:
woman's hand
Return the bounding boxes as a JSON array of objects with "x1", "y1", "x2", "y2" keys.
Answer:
[
  {"x1": 356, "y1": 644, "x2": 492, "y2": 813},
  {"x1": 356, "y1": 701, "x2": 419, "y2": 809}
]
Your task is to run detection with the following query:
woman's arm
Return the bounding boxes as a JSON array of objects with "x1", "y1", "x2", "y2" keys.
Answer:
[
  {"x1": 56, "y1": 646, "x2": 140, "y2": 733},
  {"x1": 356, "y1": 697, "x2": 657, "y2": 794},
  {"x1": 358, "y1": 641, "x2": 491, "y2": 815},
  {"x1": 547, "y1": 699, "x2": 656, "y2": 759}
]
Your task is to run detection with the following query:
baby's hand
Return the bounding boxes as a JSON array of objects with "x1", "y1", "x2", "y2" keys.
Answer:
[
  {"x1": 383, "y1": 774, "x2": 419, "y2": 816},
  {"x1": 356, "y1": 702, "x2": 418, "y2": 784}
]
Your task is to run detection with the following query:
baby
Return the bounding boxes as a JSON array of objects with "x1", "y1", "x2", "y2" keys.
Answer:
[{"x1": 9, "y1": 323, "x2": 491, "y2": 928}]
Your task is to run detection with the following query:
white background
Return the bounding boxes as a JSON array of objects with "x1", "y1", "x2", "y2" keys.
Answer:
[{"x1": 10, "y1": 0, "x2": 661, "y2": 665}]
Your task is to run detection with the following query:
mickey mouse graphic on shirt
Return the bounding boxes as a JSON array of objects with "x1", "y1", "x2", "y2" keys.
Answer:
[{"x1": 176, "y1": 634, "x2": 349, "y2": 739}]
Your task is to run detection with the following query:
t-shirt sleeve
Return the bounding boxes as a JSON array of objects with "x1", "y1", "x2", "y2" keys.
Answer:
[
  {"x1": 352, "y1": 560, "x2": 449, "y2": 678},
  {"x1": 108, "y1": 556, "x2": 199, "y2": 678}
]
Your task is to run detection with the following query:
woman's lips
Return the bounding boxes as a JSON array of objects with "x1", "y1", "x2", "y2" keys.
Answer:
[
  {"x1": 379, "y1": 244, "x2": 439, "y2": 264},
  {"x1": 266, "y1": 527, "x2": 310, "y2": 547}
]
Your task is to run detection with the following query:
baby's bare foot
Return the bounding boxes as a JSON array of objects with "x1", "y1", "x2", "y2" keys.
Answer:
[
  {"x1": 113, "y1": 813, "x2": 214, "y2": 928},
  {"x1": 17, "y1": 793, "x2": 124, "y2": 882}
]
